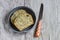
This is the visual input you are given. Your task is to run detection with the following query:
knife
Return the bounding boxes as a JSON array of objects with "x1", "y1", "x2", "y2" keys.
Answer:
[{"x1": 34, "y1": 3, "x2": 43, "y2": 37}]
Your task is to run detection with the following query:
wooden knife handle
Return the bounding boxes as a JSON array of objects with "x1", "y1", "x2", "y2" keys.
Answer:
[{"x1": 34, "y1": 20, "x2": 42, "y2": 37}]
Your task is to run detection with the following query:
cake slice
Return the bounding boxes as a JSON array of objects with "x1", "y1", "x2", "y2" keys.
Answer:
[{"x1": 11, "y1": 9, "x2": 34, "y2": 31}]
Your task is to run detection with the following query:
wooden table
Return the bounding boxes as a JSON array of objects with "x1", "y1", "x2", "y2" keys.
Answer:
[{"x1": 0, "y1": 0, "x2": 60, "y2": 40}]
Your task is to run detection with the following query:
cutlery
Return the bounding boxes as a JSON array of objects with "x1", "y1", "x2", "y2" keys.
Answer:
[
  {"x1": 34, "y1": 3, "x2": 43, "y2": 37},
  {"x1": 8, "y1": 6, "x2": 36, "y2": 33}
]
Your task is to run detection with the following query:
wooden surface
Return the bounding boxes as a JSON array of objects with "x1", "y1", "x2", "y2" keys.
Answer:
[{"x1": 0, "y1": 0, "x2": 60, "y2": 40}]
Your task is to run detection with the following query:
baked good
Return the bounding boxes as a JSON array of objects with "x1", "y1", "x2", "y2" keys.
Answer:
[{"x1": 11, "y1": 9, "x2": 34, "y2": 31}]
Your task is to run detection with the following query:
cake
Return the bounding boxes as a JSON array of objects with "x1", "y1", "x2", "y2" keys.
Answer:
[{"x1": 11, "y1": 9, "x2": 34, "y2": 31}]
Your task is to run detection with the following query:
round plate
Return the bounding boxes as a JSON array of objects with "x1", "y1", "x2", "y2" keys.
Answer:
[{"x1": 8, "y1": 6, "x2": 36, "y2": 33}]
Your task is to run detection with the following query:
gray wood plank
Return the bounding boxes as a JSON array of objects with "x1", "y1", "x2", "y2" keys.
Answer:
[
  {"x1": 55, "y1": 0, "x2": 60, "y2": 40},
  {"x1": 55, "y1": 24, "x2": 60, "y2": 40},
  {"x1": 57, "y1": 0, "x2": 60, "y2": 23},
  {"x1": 42, "y1": 0, "x2": 57, "y2": 40},
  {"x1": 0, "y1": 0, "x2": 25, "y2": 40}
]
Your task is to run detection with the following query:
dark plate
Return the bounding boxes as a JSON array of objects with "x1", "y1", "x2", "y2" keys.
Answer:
[{"x1": 8, "y1": 6, "x2": 36, "y2": 33}]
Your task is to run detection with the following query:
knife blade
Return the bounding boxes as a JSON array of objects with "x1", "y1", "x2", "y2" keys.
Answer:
[
  {"x1": 34, "y1": 3, "x2": 43, "y2": 37},
  {"x1": 38, "y1": 3, "x2": 43, "y2": 20}
]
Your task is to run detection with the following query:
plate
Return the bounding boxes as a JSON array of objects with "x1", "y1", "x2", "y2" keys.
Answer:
[{"x1": 8, "y1": 6, "x2": 36, "y2": 33}]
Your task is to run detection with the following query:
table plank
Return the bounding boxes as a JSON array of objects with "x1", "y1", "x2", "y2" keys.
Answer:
[
  {"x1": 55, "y1": 0, "x2": 60, "y2": 40},
  {"x1": 55, "y1": 24, "x2": 60, "y2": 40},
  {"x1": 0, "y1": 0, "x2": 25, "y2": 40},
  {"x1": 42, "y1": 0, "x2": 57, "y2": 40},
  {"x1": 57, "y1": 0, "x2": 60, "y2": 23}
]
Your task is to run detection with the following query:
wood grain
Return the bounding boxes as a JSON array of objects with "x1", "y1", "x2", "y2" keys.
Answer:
[
  {"x1": 0, "y1": 0, "x2": 60, "y2": 40},
  {"x1": 42, "y1": 0, "x2": 57, "y2": 40}
]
